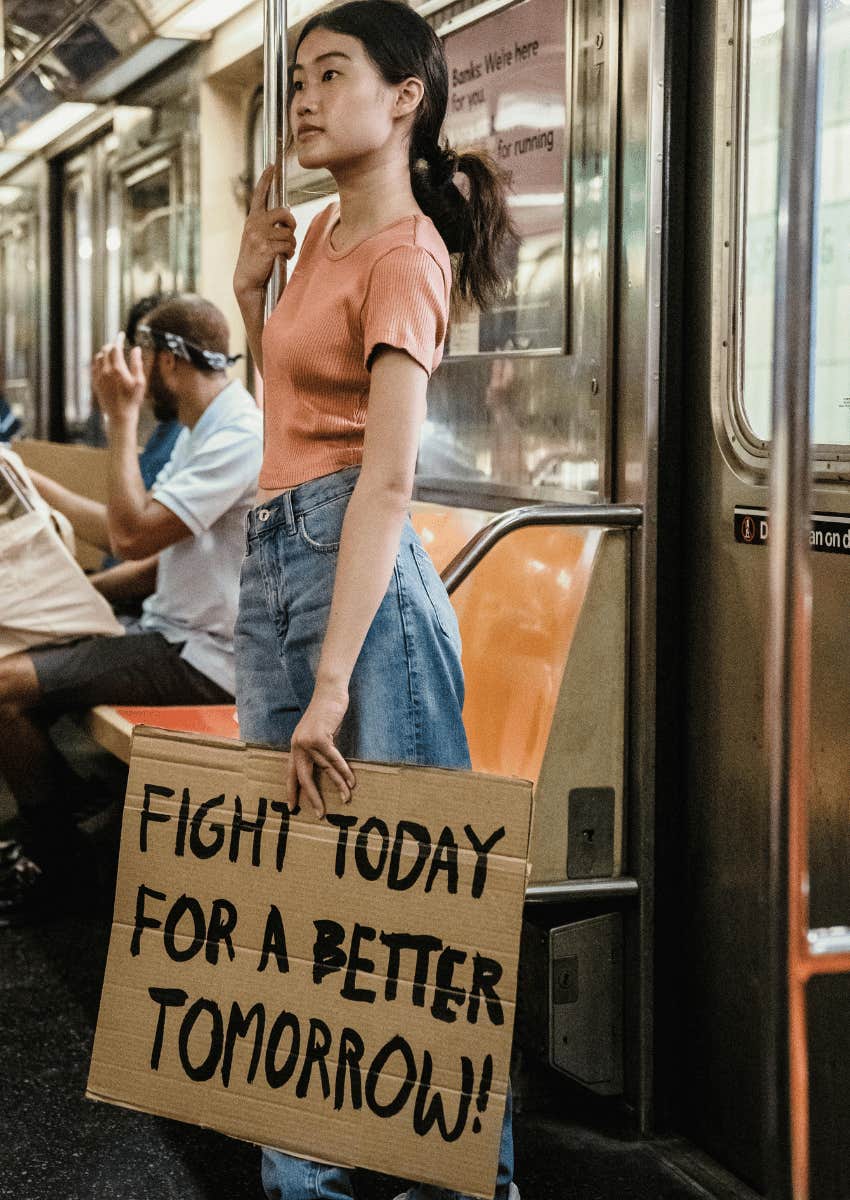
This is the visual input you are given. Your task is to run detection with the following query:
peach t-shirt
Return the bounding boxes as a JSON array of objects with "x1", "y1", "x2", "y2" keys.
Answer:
[{"x1": 259, "y1": 203, "x2": 451, "y2": 490}]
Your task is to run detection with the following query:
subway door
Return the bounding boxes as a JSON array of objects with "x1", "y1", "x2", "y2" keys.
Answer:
[
  {"x1": 0, "y1": 164, "x2": 43, "y2": 438},
  {"x1": 681, "y1": 0, "x2": 850, "y2": 1195}
]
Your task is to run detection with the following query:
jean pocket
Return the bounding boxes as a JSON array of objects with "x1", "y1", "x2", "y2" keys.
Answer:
[
  {"x1": 411, "y1": 541, "x2": 456, "y2": 639},
  {"x1": 297, "y1": 491, "x2": 351, "y2": 552}
]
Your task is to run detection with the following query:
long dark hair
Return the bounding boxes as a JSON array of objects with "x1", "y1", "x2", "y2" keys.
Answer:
[{"x1": 292, "y1": 0, "x2": 518, "y2": 310}]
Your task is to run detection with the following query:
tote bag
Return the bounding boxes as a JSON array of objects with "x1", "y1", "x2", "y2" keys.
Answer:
[{"x1": 0, "y1": 446, "x2": 123, "y2": 658}]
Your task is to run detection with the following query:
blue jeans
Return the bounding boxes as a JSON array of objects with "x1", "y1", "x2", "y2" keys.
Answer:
[
  {"x1": 259, "y1": 1092, "x2": 515, "y2": 1200},
  {"x1": 234, "y1": 467, "x2": 515, "y2": 1200}
]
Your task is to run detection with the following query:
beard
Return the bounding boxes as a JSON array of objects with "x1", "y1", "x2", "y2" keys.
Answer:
[{"x1": 149, "y1": 357, "x2": 180, "y2": 422}]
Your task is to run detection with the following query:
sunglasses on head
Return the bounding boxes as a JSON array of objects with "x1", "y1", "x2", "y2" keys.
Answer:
[{"x1": 133, "y1": 324, "x2": 242, "y2": 372}]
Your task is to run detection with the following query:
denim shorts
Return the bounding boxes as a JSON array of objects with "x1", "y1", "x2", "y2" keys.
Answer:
[
  {"x1": 30, "y1": 626, "x2": 232, "y2": 713},
  {"x1": 234, "y1": 465, "x2": 470, "y2": 767}
]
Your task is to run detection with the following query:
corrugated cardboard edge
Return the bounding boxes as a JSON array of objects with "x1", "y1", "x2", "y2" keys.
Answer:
[{"x1": 126, "y1": 724, "x2": 534, "y2": 789}]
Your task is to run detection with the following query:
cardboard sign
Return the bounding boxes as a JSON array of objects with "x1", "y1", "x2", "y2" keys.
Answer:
[{"x1": 87, "y1": 728, "x2": 533, "y2": 1199}]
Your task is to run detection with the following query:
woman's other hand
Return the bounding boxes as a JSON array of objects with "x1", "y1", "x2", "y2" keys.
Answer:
[
  {"x1": 287, "y1": 680, "x2": 356, "y2": 817},
  {"x1": 233, "y1": 164, "x2": 297, "y2": 297}
]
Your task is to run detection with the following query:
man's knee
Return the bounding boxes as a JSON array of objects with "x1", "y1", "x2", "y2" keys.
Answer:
[{"x1": 0, "y1": 653, "x2": 41, "y2": 711}]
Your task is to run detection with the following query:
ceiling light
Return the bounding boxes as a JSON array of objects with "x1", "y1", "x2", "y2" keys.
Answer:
[
  {"x1": 156, "y1": 0, "x2": 256, "y2": 38},
  {"x1": 83, "y1": 38, "x2": 193, "y2": 101},
  {"x1": 750, "y1": 0, "x2": 785, "y2": 39},
  {"x1": 0, "y1": 151, "x2": 27, "y2": 177},
  {"x1": 5, "y1": 103, "x2": 98, "y2": 153},
  {"x1": 0, "y1": 186, "x2": 24, "y2": 206}
]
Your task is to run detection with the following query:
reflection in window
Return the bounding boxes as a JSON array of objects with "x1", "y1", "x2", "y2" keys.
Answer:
[
  {"x1": 125, "y1": 163, "x2": 174, "y2": 303},
  {"x1": 252, "y1": 96, "x2": 265, "y2": 187},
  {"x1": 743, "y1": 0, "x2": 850, "y2": 447}
]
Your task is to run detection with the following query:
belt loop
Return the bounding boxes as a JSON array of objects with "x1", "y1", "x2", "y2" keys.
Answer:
[{"x1": 283, "y1": 489, "x2": 296, "y2": 534}]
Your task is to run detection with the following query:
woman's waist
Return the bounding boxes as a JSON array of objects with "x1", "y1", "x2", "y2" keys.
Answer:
[
  {"x1": 256, "y1": 441, "x2": 363, "y2": 503},
  {"x1": 248, "y1": 465, "x2": 362, "y2": 536}
]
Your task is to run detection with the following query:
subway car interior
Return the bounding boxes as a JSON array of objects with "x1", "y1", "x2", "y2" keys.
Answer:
[{"x1": 1, "y1": 0, "x2": 848, "y2": 1197}]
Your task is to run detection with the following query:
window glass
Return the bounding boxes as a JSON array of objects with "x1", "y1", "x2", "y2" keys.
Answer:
[
  {"x1": 742, "y1": 0, "x2": 850, "y2": 446},
  {"x1": 252, "y1": 97, "x2": 265, "y2": 188},
  {"x1": 279, "y1": 0, "x2": 606, "y2": 501},
  {"x1": 124, "y1": 161, "x2": 174, "y2": 304},
  {"x1": 63, "y1": 169, "x2": 94, "y2": 426}
]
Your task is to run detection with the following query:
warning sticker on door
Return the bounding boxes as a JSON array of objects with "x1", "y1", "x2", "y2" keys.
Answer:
[{"x1": 734, "y1": 507, "x2": 850, "y2": 555}]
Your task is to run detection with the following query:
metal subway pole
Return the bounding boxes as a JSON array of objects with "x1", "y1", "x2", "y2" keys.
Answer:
[
  {"x1": 263, "y1": 0, "x2": 288, "y2": 323},
  {"x1": 764, "y1": 1, "x2": 822, "y2": 1197}
]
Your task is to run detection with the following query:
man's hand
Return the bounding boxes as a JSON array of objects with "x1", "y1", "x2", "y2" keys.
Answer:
[{"x1": 91, "y1": 332, "x2": 146, "y2": 425}]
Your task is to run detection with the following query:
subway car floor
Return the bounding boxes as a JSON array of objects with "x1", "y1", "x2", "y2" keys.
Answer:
[{"x1": 1, "y1": 723, "x2": 753, "y2": 1200}]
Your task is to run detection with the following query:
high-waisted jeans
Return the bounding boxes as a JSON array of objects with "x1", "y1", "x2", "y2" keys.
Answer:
[{"x1": 234, "y1": 467, "x2": 515, "y2": 1200}]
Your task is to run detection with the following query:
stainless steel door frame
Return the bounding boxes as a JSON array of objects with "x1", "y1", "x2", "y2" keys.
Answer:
[{"x1": 764, "y1": 1, "x2": 822, "y2": 1197}]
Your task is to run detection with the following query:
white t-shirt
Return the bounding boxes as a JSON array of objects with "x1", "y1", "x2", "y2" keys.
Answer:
[{"x1": 140, "y1": 380, "x2": 262, "y2": 693}]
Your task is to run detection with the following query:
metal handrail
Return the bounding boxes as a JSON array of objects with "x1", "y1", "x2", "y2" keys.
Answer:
[
  {"x1": 526, "y1": 877, "x2": 639, "y2": 904},
  {"x1": 440, "y1": 503, "x2": 642, "y2": 903},
  {"x1": 764, "y1": 2, "x2": 824, "y2": 1198},
  {"x1": 441, "y1": 503, "x2": 642, "y2": 593},
  {"x1": 263, "y1": 0, "x2": 288, "y2": 322}
]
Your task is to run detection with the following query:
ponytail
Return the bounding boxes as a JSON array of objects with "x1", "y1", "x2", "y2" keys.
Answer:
[{"x1": 410, "y1": 138, "x2": 518, "y2": 312}]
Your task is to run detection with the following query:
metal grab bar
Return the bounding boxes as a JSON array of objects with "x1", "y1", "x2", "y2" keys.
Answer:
[
  {"x1": 441, "y1": 504, "x2": 642, "y2": 593},
  {"x1": 525, "y1": 877, "x2": 639, "y2": 904},
  {"x1": 764, "y1": 2, "x2": 824, "y2": 1198},
  {"x1": 263, "y1": 0, "x2": 288, "y2": 322}
]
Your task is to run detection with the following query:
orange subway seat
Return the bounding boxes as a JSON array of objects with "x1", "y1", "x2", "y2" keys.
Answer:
[
  {"x1": 110, "y1": 704, "x2": 238, "y2": 740},
  {"x1": 409, "y1": 501, "x2": 492, "y2": 573},
  {"x1": 451, "y1": 525, "x2": 602, "y2": 783},
  {"x1": 87, "y1": 518, "x2": 598, "y2": 789}
]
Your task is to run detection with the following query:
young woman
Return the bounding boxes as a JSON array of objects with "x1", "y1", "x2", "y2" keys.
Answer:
[{"x1": 233, "y1": 3, "x2": 518, "y2": 1197}]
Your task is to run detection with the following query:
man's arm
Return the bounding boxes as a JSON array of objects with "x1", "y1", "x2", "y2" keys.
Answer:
[
  {"x1": 26, "y1": 468, "x2": 110, "y2": 551},
  {"x1": 92, "y1": 336, "x2": 191, "y2": 560},
  {"x1": 89, "y1": 555, "x2": 159, "y2": 603}
]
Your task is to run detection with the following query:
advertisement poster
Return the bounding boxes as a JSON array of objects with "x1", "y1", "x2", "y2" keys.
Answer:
[{"x1": 443, "y1": 0, "x2": 567, "y2": 356}]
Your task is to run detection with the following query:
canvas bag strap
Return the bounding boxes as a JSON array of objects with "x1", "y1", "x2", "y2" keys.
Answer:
[{"x1": 0, "y1": 446, "x2": 37, "y2": 512}]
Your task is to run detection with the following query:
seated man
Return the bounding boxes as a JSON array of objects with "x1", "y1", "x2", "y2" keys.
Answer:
[
  {"x1": 0, "y1": 295, "x2": 261, "y2": 923},
  {"x1": 28, "y1": 293, "x2": 184, "y2": 597}
]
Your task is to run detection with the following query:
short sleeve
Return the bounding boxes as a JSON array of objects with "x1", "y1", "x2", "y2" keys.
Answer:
[
  {"x1": 361, "y1": 245, "x2": 449, "y2": 376},
  {"x1": 152, "y1": 419, "x2": 263, "y2": 535}
]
